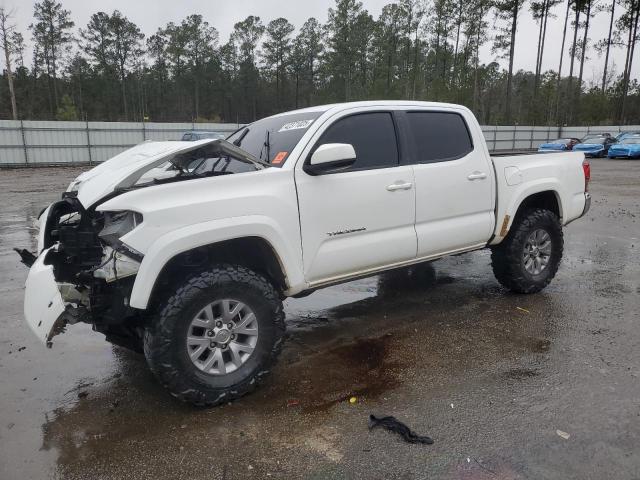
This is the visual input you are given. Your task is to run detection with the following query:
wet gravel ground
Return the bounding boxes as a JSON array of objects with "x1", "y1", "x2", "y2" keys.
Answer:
[{"x1": 0, "y1": 160, "x2": 639, "y2": 480}]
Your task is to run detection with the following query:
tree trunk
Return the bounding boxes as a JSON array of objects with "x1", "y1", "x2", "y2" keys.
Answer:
[
  {"x1": 473, "y1": 39, "x2": 480, "y2": 112},
  {"x1": 0, "y1": 14, "x2": 18, "y2": 120},
  {"x1": 434, "y1": 12, "x2": 442, "y2": 88},
  {"x1": 621, "y1": 2, "x2": 639, "y2": 122},
  {"x1": 405, "y1": 10, "x2": 413, "y2": 97},
  {"x1": 452, "y1": 1, "x2": 463, "y2": 88},
  {"x1": 50, "y1": 22, "x2": 59, "y2": 111},
  {"x1": 386, "y1": 40, "x2": 392, "y2": 94},
  {"x1": 308, "y1": 57, "x2": 314, "y2": 106},
  {"x1": 120, "y1": 70, "x2": 128, "y2": 120},
  {"x1": 276, "y1": 59, "x2": 280, "y2": 109},
  {"x1": 555, "y1": 0, "x2": 571, "y2": 124},
  {"x1": 538, "y1": 1, "x2": 550, "y2": 75},
  {"x1": 566, "y1": 6, "x2": 580, "y2": 122},
  {"x1": 194, "y1": 74, "x2": 200, "y2": 120},
  {"x1": 505, "y1": 0, "x2": 519, "y2": 123},
  {"x1": 533, "y1": 0, "x2": 547, "y2": 122},
  {"x1": 534, "y1": 0, "x2": 545, "y2": 85},
  {"x1": 602, "y1": 0, "x2": 616, "y2": 92},
  {"x1": 412, "y1": 30, "x2": 419, "y2": 99},
  {"x1": 576, "y1": 0, "x2": 591, "y2": 118}
]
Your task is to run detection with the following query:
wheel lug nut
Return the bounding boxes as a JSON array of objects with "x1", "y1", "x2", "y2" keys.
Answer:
[
  {"x1": 227, "y1": 323, "x2": 233, "y2": 329},
  {"x1": 216, "y1": 321, "x2": 222, "y2": 328},
  {"x1": 230, "y1": 334, "x2": 236, "y2": 340},
  {"x1": 210, "y1": 342, "x2": 217, "y2": 348},
  {"x1": 207, "y1": 330, "x2": 214, "y2": 337}
]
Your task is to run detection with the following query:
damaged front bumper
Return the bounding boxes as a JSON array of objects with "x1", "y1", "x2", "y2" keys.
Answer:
[
  {"x1": 20, "y1": 198, "x2": 143, "y2": 346},
  {"x1": 24, "y1": 248, "x2": 70, "y2": 346}
]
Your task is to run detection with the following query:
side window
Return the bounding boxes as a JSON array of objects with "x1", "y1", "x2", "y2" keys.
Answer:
[
  {"x1": 313, "y1": 112, "x2": 399, "y2": 171},
  {"x1": 406, "y1": 111, "x2": 473, "y2": 163}
]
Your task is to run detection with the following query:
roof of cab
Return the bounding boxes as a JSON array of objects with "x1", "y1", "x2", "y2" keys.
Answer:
[{"x1": 268, "y1": 100, "x2": 471, "y2": 118}]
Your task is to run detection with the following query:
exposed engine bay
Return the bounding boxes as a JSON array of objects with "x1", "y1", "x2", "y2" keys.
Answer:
[
  {"x1": 18, "y1": 138, "x2": 269, "y2": 350},
  {"x1": 27, "y1": 194, "x2": 145, "y2": 349}
]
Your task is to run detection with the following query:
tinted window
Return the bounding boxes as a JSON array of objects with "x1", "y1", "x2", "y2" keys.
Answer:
[
  {"x1": 406, "y1": 111, "x2": 473, "y2": 162},
  {"x1": 227, "y1": 111, "x2": 323, "y2": 167},
  {"x1": 313, "y1": 112, "x2": 398, "y2": 171}
]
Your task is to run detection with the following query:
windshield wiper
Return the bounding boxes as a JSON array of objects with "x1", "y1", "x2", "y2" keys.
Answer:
[
  {"x1": 233, "y1": 128, "x2": 249, "y2": 147},
  {"x1": 260, "y1": 130, "x2": 271, "y2": 163}
]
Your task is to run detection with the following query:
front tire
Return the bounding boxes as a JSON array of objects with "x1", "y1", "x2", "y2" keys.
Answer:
[
  {"x1": 143, "y1": 265, "x2": 285, "y2": 406},
  {"x1": 491, "y1": 208, "x2": 563, "y2": 293}
]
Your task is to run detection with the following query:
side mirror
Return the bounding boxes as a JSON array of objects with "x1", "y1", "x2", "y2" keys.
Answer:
[{"x1": 305, "y1": 143, "x2": 356, "y2": 175}]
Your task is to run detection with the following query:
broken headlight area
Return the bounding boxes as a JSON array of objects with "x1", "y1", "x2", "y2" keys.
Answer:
[
  {"x1": 28, "y1": 197, "x2": 146, "y2": 345},
  {"x1": 99, "y1": 210, "x2": 143, "y2": 247},
  {"x1": 42, "y1": 198, "x2": 143, "y2": 283}
]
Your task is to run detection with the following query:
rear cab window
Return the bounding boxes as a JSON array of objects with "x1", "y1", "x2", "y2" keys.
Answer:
[
  {"x1": 404, "y1": 111, "x2": 474, "y2": 163},
  {"x1": 310, "y1": 112, "x2": 399, "y2": 172}
]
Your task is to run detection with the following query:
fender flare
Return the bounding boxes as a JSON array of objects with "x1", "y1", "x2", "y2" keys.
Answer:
[
  {"x1": 491, "y1": 179, "x2": 564, "y2": 245},
  {"x1": 128, "y1": 215, "x2": 304, "y2": 309}
]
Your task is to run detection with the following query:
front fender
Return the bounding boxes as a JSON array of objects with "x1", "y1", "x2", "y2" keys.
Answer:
[{"x1": 128, "y1": 215, "x2": 305, "y2": 309}]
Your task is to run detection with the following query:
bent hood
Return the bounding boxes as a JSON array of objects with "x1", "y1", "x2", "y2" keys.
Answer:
[{"x1": 70, "y1": 139, "x2": 263, "y2": 207}]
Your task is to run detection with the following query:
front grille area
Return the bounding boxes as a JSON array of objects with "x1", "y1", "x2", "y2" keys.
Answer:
[{"x1": 44, "y1": 196, "x2": 104, "y2": 283}]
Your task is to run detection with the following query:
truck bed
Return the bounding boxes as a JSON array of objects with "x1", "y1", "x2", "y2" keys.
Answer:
[{"x1": 489, "y1": 151, "x2": 588, "y2": 245}]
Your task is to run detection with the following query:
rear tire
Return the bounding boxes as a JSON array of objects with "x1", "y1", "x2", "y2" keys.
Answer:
[
  {"x1": 491, "y1": 208, "x2": 563, "y2": 293},
  {"x1": 143, "y1": 265, "x2": 285, "y2": 406}
]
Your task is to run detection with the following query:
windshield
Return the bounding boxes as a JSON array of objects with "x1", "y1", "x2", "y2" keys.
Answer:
[
  {"x1": 226, "y1": 111, "x2": 324, "y2": 167},
  {"x1": 622, "y1": 137, "x2": 640, "y2": 144},
  {"x1": 549, "y1": 139, "x2": 571, "y2": 144}
]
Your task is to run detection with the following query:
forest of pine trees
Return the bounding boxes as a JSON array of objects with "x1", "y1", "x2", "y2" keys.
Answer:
[{"x1": 0, "y1": 0, "x2": 639, "y2": 126}]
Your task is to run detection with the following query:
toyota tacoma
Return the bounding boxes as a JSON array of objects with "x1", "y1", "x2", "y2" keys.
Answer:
[{"x1": 17, "y1": 101, "x2": 591, "y2": 406}]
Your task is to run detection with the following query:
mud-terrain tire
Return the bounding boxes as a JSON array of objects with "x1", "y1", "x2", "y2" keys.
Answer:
[
  {"x1": 491, "y1": 208, "x2": 563, "y2": 294},
  {"x1": 143, "y1": 265, "x2": 285, "y2": 406}
]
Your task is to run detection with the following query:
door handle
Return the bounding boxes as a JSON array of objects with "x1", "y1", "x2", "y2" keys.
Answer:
[
  {"x1": 386, "y1": 182, "x2": 413, "y2": 191},
  {"x1": 467, "y1": 172, "x2": 487, "y2": 180}
]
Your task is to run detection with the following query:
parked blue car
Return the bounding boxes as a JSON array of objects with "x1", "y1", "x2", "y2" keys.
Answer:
[
  {"x1": 615, "y1": 131, "x2": 640, "y2": 142},
  {"x1": 537, "y1": 138, "x2": 581, "y2": 152},
  {"x1": 608, "y1": 136, "x2": 640, "y2": 158},
  {"x1": 573, "y1": 135, "x2": 617, "y2": 157}
]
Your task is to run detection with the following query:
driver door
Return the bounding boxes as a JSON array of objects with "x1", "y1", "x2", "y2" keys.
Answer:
[{"x1": 295, "y1": 111, "x2": 417, "y2": 285}]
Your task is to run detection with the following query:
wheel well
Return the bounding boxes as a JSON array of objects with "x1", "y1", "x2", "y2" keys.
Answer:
[
  {"x1": 515, "y1": 191, "x2": 561, "y2": 221},
  {"x1": 149, "y1": 237, "x2": 287, "y2": 307}
]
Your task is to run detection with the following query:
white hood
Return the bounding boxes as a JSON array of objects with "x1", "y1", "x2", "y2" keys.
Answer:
[{"x1": 71, "y1": 139, "x2": 222, "y2": 207}]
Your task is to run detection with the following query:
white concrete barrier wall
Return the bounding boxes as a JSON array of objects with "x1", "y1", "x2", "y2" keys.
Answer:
[{"x1": 1, "y1": 120, "x2": 638, "y2": 166}]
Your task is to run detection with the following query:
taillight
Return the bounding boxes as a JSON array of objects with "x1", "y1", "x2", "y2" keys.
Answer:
[{"x1": 582, "y1": 160, "x2": 590, "y2": 192}]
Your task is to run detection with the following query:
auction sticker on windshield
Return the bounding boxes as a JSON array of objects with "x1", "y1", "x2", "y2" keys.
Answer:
[
  {"x1": 272, "y1": 151, "x2": 288, "y2": 164},
  {"x1": 278, "y1": 119, "x2": 314, "y2": 132}
]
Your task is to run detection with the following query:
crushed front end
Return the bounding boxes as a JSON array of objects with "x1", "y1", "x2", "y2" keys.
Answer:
[{"x1": 19, "y1": 192, "x2": 145, "y2": 349}]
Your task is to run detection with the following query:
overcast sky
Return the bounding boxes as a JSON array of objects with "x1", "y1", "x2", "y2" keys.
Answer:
[{"x1": 2, "y1": 0, "x2": 636, "y2": 83}]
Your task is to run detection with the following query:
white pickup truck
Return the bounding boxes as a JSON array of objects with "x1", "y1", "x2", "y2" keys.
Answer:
[{"x1": 18, "y1": 101, "x2": 591, "y2": 406}]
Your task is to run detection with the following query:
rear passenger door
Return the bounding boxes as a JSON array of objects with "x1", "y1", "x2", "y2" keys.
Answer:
[
  {"x1": 402, "y1": 109, "x2": 494, "y2": 258},
  {"x1": 295, "y1": 111, "x2": 417, "y2": 284}
]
